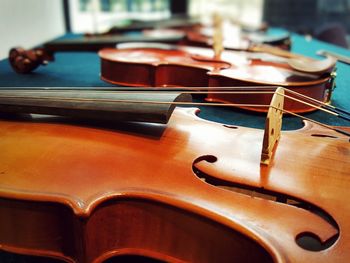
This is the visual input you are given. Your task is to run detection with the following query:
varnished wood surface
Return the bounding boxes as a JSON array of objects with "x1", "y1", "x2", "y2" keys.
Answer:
[
  {"x1": 99, "y1": 47, "x2": 334, "y2": 113},
  {"x1": 0, "y1": 108, "x2": 349, "y2": 262}
]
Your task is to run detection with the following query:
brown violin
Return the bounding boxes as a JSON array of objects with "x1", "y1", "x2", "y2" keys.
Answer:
[
  {"x1": 0, "y1": 88, "x2": 349, "y2": 263},
  {"x1": 7, "y1": 32, "x2": 290, "y2": 76},
  {"x1": 7, "y1": 16, "x2": 289, "y2": 75},
  {"x1": 7, "y1": 16, "x2": 198, "y2": 74},
  {"x1": 8, "y1": 31, "x2": 186, "y2": 74},
  {"x1": 99, "y1": 45, "x2": 336, "y2": 113}
]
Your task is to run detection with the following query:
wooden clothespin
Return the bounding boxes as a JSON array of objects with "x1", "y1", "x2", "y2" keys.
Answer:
[{"x1": 261, "y1": 87, "x2": 285, "y2": 165}]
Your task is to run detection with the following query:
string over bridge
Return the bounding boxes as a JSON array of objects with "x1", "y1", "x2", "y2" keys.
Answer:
[
  {"x1": 261, "y1": 87, "x2": 285, "y2": 165},
  {"x1": 213, "y1": 13, "x2": 223, "y2": 59}
]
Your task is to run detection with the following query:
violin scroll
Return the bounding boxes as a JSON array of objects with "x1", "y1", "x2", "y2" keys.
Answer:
[{"x1": 9, "y1": 47, "x2": 53, "y2": 74}]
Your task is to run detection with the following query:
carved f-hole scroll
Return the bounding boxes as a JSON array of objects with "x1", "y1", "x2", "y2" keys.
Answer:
[{"x1": 261, "y1": 87, "x2": 285, "y2": 165}]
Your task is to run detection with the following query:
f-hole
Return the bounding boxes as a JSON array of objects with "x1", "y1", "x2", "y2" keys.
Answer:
[
  {"x1": 296, "y1": 232, "x2": 339, "y2": 252},
  {"x1": 192, "y1": 155, "x2": 339, "y2": 252},
  {"x1": 104, "y1": 255, "x2": 165, "y2": 263},
  {"x1": 0, "y1": 251, "x2": 64, "y2": 263},
  {"x1": 311, "y1": 133, "x2": 338, "y2": 139}
]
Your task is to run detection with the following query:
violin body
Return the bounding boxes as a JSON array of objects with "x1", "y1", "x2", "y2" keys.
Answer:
[
  {"x1": 99, "y1": 47, "x2": 334, "y2": 113},
  {"x1": 0, "y1": 108, "x2": 349, "y2": 263}
]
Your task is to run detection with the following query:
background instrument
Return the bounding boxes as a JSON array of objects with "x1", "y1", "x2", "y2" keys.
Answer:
[
  {"x1": 99, "y1": 45, "x2": 335, "y2": 113},
  {"x1": 8, "y1": 16, "x2": 291, "y2": 75},
  {"x1": 8, "y1": 31, "x2": 185, "y2": 74},
  {"x1": 317, "y1": 49, "x2": 350, "y2": 65}
]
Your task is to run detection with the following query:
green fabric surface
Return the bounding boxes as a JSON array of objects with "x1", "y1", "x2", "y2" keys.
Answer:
[{"x1": 0, "y1": 32, "x2": 349, "y2": 130}]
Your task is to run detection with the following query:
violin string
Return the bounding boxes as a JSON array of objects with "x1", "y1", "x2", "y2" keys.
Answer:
[
  {"x1": 0, "y1": 90, "x2": 276, "y2": 95},
  {"x1": 101, "y1": 88, "x2": 348, "y2": 117},
  {"x1": 280, "y1": 108, "x2": 350, "y2": 138},
  {"x1": 0, "y1": 86, "x2": 279, "y2": 92},
  {"x1": 0, "y1": 85, "x2": 335, "y2": 105},
  {"x1": 0, "y1": 94, "x2": 269, "y2": 108},
  {"x1": 282, "y1": 87, "x2": 350, "y2": 117},
  {"x1": 1, "y1": 93, "x2": 348, "y2": 137},
  {"x1": 0, "y1": 93, "x2": 349, "y2": 137},
  {"x1": 0, "y1": 90, "x2": 339, "y2": 118},
  {"x1": 0, "y1": 89, "x2": 342, "y2": 118},
  {"x1": 0, "y1": 85, "x2": 329, "y2": 112},
  {"x1": 0, "y1": 92, "x2": 338, "y2": 118},
  {"x1": 274, "y1": 92, "x2": 336, "y2": 116}
]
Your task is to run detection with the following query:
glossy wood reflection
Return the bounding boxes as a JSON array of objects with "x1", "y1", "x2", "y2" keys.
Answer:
[
  {"x1": 0, "y1": 108, "x2": 349, "y2": 262},
  {"x1": 99, "y1": 47, "x2": 334, "y2": 113}
]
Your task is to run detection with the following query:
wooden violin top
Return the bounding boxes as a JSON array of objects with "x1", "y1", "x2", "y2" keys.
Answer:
[{"x1": 0, "y1": 107, "x2": 349, "y2": 262}]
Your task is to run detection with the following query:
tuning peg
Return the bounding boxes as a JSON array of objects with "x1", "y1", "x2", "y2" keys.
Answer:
[{"x1": 8, "y1": 47, "x2": 52, "y2": 74}]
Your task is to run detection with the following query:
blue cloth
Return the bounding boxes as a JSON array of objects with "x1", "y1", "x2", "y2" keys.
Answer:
[{"x1": 0, "y1": 32, "x2": 349, "y2": 130}]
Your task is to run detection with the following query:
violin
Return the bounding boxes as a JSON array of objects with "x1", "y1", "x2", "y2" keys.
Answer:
[
  {"x1": 0, "y1": 88, "x2": 349, "y2": 263},
  {"x1": 7, "y1": 33, "x2": 290, "y2": 76},
  {"x1": 7, "y1": 16, "x2": 289, "y2": 75},
  {"x1": 8, "y1": 31, "x2": 185, "y2": 74},
  {"x1": 7, "y1": 15, "x2": 199, "y2": 74},
  {"x1": 98, "y1": 45, "x2": 336, "y2": 113},
  {"x1": 88, "y1": 14, "x2": 291, "y2": 52}
]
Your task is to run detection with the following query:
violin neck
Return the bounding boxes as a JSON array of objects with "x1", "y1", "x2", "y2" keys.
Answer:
[
  {"x1": 44, "y1": 34, "x2": 185, "y2": 53},
  {"x1": 0, "y1": 89, "x2": 191, "y2": 124}
]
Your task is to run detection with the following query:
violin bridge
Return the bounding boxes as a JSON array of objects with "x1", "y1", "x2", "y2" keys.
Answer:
[
  {"x1": 261, "y1": 87, "x2": 285, "y2": 165},
  {"x1": 213, "y1": 13, "x2": 223, "y2": 59}
]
